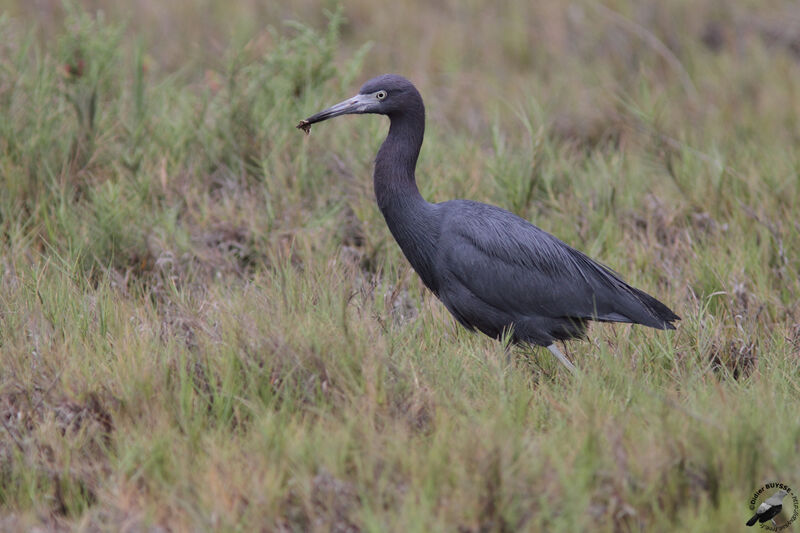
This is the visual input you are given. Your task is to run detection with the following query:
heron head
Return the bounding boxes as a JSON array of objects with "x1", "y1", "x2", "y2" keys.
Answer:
[{"x1": 297, "y1": 74, "x2": 421, "y2": 133}]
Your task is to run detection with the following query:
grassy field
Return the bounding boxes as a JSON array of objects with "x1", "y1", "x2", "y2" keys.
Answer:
[{"x1": 1, "y1": 1, "x2": 799, "y2": 531}]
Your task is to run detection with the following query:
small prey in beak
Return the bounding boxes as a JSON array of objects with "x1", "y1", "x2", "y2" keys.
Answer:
[{"x1": 296, "y1": 92, "x2": 382, "y2": 135}]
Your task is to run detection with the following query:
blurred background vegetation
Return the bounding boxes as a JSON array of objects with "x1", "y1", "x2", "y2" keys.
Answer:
[{"x1": 1, "y1": 0, "x2": 799, "y2": 531}]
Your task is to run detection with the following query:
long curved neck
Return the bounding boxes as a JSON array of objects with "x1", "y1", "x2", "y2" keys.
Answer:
[
  {"x1": 373, "y1": 104, "x2": 440, "y2": 291},
  {"x1": 374, "y1": 110, "x2": 425, "y2": 210}
]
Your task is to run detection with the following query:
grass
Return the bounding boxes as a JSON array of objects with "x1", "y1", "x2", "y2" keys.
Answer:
[{"x1": 1, "y1": 0, "x2": 799, "y2": 530}]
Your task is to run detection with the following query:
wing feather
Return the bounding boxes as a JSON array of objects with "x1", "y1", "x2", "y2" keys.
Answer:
[{"x1": 435, "y1": 200, "x2": 677, "y2": 327}]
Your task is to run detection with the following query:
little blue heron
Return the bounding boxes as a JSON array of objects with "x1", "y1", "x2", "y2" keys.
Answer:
[{"x1": 298, "y1": 74, "x2": 679, "y2": 372}]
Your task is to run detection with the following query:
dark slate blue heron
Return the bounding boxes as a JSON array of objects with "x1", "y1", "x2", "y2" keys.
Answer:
[{"x1": 298, "y1": 74, "x2": 679, "y2": 372}]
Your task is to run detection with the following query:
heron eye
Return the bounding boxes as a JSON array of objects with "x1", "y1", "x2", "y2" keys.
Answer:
[{"x1": 376, "y1": 90, "x2": 387, "y2": 100}]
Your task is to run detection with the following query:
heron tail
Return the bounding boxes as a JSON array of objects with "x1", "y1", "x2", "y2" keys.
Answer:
[{"x1": 629, "y1": 286, "x2": 681, "y2": 329}]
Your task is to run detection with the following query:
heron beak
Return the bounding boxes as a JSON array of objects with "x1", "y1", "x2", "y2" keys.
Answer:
[{"x1": 297, "y1": 93, "x2": 375, "y2": 133}]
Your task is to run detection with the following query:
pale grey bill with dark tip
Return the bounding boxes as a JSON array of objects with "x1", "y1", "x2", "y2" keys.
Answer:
[{"x1": 297, "y1": 93, "x2": 377, "y2": 130}]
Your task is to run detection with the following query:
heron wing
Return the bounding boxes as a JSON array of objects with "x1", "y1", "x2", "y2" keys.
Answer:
[{"x1": 436, "y1": 200, "x2": 674, "y2": 327}]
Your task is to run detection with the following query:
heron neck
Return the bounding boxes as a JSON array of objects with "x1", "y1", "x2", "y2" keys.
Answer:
[
  {"x1": 373, "y1": 110, "x2": 440, "y2": 291},
  {"x1": 374, "y1": 112, "x2": 425, "y2": 208}
]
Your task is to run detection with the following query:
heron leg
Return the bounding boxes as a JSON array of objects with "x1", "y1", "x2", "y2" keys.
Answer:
[{"x1": 547, "y1": 344, "x2": 576, "y2": 374}]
